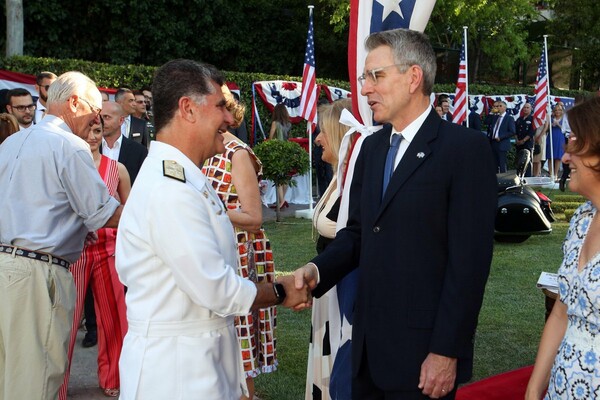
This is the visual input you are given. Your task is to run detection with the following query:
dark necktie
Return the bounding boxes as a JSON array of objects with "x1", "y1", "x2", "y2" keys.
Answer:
[{"x1": 382, "y1": 133, "x2": 402, "y2": 199}]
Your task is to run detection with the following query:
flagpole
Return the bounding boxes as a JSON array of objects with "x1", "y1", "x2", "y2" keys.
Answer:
[
  {"x1": 463, "y1": 26, "x2": 469, "y2": 128},
  {"x1": 543, "y1": 34, "x2": 554, "y2": 181}
]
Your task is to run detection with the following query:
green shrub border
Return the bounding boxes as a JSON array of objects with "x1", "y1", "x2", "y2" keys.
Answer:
[{"x1": 1, "y1": 55, "x2": 592, "y2": 140}]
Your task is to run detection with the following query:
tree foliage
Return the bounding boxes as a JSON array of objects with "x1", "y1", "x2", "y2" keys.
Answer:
[
  {"x1": 0, "y1": 0, "x2": 350, "y2": 80},
  {"x1": 320, "y1": 0, "x2": 541, "y2": 83},
  {"x1": 551, "y1": 0, "x2": 600, "y2": 90}
]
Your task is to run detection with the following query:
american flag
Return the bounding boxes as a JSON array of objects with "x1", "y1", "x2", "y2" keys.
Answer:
[
  {"x1": 299, "y1": 8, "x2": 318, "y2": 127},
  {"x1": 349, "y1": 0, "x2": 436, "y2": 125},
  {"x1": 452, "y1": 35, "x2": 468, "y2": 126},
  {"x1": 532, "y1": 46, "x2": 548, "y2": 129}
]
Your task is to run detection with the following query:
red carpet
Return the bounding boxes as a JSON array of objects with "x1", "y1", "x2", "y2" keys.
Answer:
[{"x1": 456, "y1": 366, "x2": 534, "y2": 400}]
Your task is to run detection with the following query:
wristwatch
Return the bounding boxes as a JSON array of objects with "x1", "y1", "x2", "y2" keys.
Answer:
[{"x1": 273, "y1": 282, "x2": 286, "y2": 305}]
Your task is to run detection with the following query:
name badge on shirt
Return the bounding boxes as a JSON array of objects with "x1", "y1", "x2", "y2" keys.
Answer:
[
  {"x1": 132, "y1": 132, "x2": 141, "y2": 138},
  {"x1": 163, "y1": 160, "x2": 186, "y2": 182}
]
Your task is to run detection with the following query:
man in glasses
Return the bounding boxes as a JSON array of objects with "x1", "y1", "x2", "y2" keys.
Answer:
[
  {"x1": 293, "y1": 29, "x2": 497, "y2": 399},
  {"x1": 0, "y1": 71, "x2": 122, "y2": 400},
  {"x1": 5, "y1": 88, "x2": 36, "y2": 130},
  {"x1": 34, "y1": 71, "x2": 57, "y2": 123}
]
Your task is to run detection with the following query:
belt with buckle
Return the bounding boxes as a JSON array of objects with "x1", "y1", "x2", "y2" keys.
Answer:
[{"x1": 0, "y1": 245, "x2": 70, "y2": 269}]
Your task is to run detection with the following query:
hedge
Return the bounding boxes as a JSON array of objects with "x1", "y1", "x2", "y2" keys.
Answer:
[{"x1": 1, "y1": 55, "x2": 593, "y2": 140}]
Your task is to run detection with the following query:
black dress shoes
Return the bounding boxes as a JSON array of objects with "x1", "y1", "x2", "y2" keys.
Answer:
[{"x1": 82, "y1": 329, "x2": 97, "y2": 348}]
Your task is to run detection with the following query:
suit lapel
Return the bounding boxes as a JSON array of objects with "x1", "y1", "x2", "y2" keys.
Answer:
[
  {"x1": 378, "y1": 110, "x2": 440, "y2": 216},
  {"x1": 371, "y1": 125, "x2": 392, "y2": 200}
]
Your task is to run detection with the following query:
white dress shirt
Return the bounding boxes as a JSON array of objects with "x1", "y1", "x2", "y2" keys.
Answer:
[
  {"x1": 121, "y1": 115, "x2": 131, "y2": 138},
  {"x1": 102, "y1": 134, "x2": 123, "y2": 161},
  {"x1": 391, "y1": 106, "x2": 431, "y2": 170},
  {"x1": 0, "y1": 116, "x2": 120, "y2": 262},
  {"x1": 34, "y1": 99, "x2": 46, "y2": 124}
]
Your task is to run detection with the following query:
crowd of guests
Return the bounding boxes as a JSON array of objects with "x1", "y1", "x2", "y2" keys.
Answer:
[{"x1": 1, "y1": 28, "x2": 600, "y2": 400}]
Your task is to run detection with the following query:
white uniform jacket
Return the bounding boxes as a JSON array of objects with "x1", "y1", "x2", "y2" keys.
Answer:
[{"x1": 116, "y1": 141, "x2": 257, "y2": 400}]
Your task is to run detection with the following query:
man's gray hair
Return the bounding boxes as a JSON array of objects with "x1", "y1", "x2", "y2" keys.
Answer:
[
  {"x1": 365, "y1": 29, "x2": 436, "y2": 96},
  {"x1": 47, "y1": 71, "x2": 99, "y2": 106}
]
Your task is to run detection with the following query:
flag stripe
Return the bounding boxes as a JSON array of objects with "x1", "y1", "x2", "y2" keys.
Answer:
[
  {"x1": 532, "y1": 45, "x2": 548, "y2": 129},
  {"x1": 299, "y1": 9, "x2": 318, "y2": 126},
  {"x1": 452, "y1": 37, "x2": 467, "y2": 125}
]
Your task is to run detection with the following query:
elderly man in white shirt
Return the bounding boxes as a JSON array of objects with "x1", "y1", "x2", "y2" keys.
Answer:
[
  {"x1": 115, "y1": 60, "x2": 310, "y2": 400},
  {"x1": 0, "y1": 71, "x2": 122, "y2": 400}
]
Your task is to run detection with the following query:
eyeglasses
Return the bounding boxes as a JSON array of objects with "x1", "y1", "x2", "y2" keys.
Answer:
[
  {"x1": 11, "y1": 104, "x2": 36, "y2": 112},
  {"x1": 358, "y1": 63, "x2": 409, "y2": 86},
  {"x1": 80, "y1": 97, "x2": 102, "y2": 116}
]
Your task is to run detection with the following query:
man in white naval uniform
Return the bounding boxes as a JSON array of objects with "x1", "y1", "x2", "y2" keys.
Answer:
[{"x1": 115, "y1": 59, "x2": 310, "y2": 400}]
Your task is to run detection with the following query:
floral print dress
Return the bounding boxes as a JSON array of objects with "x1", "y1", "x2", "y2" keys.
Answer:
[{"x1": 547, "y1": 202, "x2": 600, "y2": 399}]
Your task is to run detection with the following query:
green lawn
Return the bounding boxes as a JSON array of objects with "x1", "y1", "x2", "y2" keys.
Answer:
[{"x1": 255, "y1": 195, "x2": 575, "y2": 399}]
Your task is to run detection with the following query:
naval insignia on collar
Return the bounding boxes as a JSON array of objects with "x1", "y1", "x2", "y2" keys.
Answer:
[
  {"x1": 162, "y1": 160, "x2": 186, "y2": 182},
  {"x1": 417, "y1": 152, "x2": 425, "y2": 158}
]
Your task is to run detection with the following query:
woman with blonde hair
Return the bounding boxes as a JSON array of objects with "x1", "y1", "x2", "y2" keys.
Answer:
[
  {"x1": 306, "y1": 98, "x2": 355, "y2": 400},
  {"x1": 546, "y1": 102, "x2": 566, "y2": 180}
]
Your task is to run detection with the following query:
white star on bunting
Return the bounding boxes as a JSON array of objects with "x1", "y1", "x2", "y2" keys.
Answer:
[{"x1": 376, "y1": 0, "x2": 404, "y2": 21}]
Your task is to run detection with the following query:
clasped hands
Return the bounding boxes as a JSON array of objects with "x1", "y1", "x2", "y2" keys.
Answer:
[{"x1": 277, "y1": 263, "x2": 319, "y2": 311}]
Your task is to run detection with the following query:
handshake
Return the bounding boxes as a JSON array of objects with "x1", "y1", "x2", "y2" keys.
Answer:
[{"x1": 274, "y1": 263, "x2": 320, "y2": 311}]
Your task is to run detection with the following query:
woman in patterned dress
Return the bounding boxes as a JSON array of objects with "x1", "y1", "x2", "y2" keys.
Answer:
[
  {"x1": 527, "y1": 97, "x2": 600, "y2": 399},
  {"x1": 59, "y1": 121, "x2": 130, "y2": 399},
  {"x1": 202, "y1": 86, "x2": 277, "y2": 400}
]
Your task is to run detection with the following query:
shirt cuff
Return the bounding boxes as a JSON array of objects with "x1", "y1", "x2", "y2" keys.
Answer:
[{"x1": 307, "y1": 262, "x2": 321, "y2": 285}]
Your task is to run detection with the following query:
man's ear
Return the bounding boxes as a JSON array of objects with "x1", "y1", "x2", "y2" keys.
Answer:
[
  {"x1": 179, "y1": 96, "x2": 197, "y2": 123},
  {"x1": 408, "y1": 65, "x2": 424, "y2": 95},
  {"x1": 68, "y1": 95, "x2": 80, "y2": 112}
]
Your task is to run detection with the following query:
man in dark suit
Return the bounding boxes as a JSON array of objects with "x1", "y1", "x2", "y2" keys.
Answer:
[
  {"x1": 515, "y1": 103, "x2": 535, "y2": 176},
  {"x1": 488, "y1": 100, "x2": 516, "y2": 173},
  {"x1": 100, "y1": 101, "x2": 147, "y2": 184},
  {"x1": 115, "y1": 88, "x2": 149, "y2": 147},
  {"x1": 293, "y1": 29, "x2": 496, "y2": 399}
]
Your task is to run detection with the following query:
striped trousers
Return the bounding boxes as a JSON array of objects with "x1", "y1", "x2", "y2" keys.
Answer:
[{"x1": 58, "y1": 229, "x2": 127, "y2": 399}]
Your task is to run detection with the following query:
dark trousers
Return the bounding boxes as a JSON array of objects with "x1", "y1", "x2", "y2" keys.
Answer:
[
  {"x1": 490, "y1": 142, "x2": 508, "y2": 173},
  {"x1": 353, "y1": 343, "x2": 457, "y2": 400},
  {"x1": 560, "y1": 138, "x2": 570, "y2": 183},
  {"x1": 84, "y1": 286, "x2": 97, "y2": 333}
]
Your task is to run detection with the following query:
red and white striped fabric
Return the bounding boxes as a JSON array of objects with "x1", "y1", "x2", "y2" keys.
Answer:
[
  {"x1": 299, "y1": 8, "x2": 318, "y2": 128},
  {"x1": 532, "y1": 47, "x2": 549, "y2": 129},
  {"x1": 452, "y1": 38, "x2": 468, "y2": 125}
]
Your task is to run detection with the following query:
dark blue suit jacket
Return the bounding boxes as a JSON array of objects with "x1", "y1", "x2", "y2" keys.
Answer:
[
  {"x1": 488, "y1": 113, "x2": 516, "y2": 151},
  {"x1": 312, "y1": 109, "x2": 497, "y2": 391}
]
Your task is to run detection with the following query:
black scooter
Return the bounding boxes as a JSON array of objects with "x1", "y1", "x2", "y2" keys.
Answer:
[{"x1": 495, "y1": 150, "x2": 555, "y2": 243}]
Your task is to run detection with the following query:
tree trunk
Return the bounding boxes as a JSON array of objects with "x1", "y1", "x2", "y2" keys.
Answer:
[
  {"x1": 6, "y1": 0, "x2": 24, "y2": 57},
  {"x1": 275, "y1": 187, "x2": 281, "y2": 222}
]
